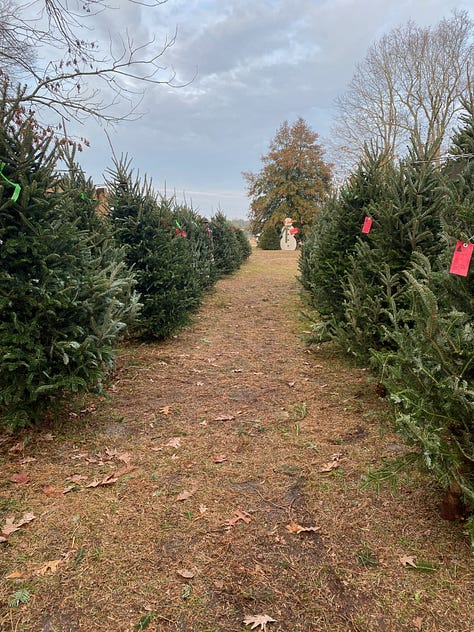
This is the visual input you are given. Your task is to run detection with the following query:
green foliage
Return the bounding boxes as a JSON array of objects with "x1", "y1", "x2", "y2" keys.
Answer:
[
  {"x1": 234, "y1": 226, "x2": 252, "y2": 260},
  {"x1": 107, "y1": 158, "x2": 205, "y2": 340},
  {"x1": 8, "y1": 588, "x2": 31, "y2": 607},
  {"x1": 209, "y1": 211, "x2": 246, "y2": 276},
  {"x1": 301, "y1": 105, "x2": 474, "y2": 542},
  {"x1": 258, "y1": 221, "x2": 281, "y2": 250},
  {"x1": 299, "y1": 149, "x2": 390, "y2": 322},
  {"x1": 0, "y1": 98, "x2": 138, "y2": 429},
  {"x1": 244, "y1": 117, "x2": 332, "y2": 239}
]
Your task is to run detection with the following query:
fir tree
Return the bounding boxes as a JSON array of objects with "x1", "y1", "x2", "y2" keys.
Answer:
[
  {"x1": 209, "y1": 211, "x2": 243, "y2": 276},
  {"x1": 107, "y1": 158, "x2": 202, "y2": 339},
  {"x1": 0, "y1": 96, "x2": 138, "y2": 428}
]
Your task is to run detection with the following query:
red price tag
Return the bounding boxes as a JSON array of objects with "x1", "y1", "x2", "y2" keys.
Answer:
[
  {"x1": 362, "y1": 216, "x2": 373, "y2": 234},
  {"x1": 449, "y1": 241, "x2": 473, "y2": 277}
]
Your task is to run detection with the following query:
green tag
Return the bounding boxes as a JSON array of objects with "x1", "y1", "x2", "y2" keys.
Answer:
[{"x1": 0, "y1": 162, "x2": 21, "y2": 202}]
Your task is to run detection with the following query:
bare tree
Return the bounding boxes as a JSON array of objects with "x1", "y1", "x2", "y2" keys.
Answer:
[
  {"x1": 0, "y1": 0, "x2": 185, "y2": 125},
  {"x1": 333, "y1": 10, "x2": 474, "y2": 166}
]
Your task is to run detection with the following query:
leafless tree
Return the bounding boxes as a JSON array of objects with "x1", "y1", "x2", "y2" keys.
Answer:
[
  {"x1": 0, "y1": 0, "x2": 186, "y2": 125},
  {"x1": 332, "y1": 10, "x2": 474, "y2": 167}
]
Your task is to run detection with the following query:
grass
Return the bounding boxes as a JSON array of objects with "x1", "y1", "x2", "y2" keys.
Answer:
[{"x1": 1, "y1": 249, "x2": 473, "y2": 632}]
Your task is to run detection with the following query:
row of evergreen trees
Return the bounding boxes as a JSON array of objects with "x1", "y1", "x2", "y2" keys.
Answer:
[
  {"x1": 0, "y1": 102, "x2": 251, "y2": 429},
  {"x1": 300, "y1": 103, "x2": 474, "y2": 545}
]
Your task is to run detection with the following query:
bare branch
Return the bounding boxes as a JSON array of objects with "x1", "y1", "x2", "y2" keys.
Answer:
[{"x1": 0, "y1": 0, "x2": 190, "y2": 125}]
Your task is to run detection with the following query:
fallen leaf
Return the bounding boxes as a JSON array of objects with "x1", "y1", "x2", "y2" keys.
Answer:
[
  {"x1": 5, "y1": 570, "x2": 26, "y2": 579},
  {"x1": 214, "y1": 414, "x2": 235, "y2": 422},
  {"x1": 10, "y1": 470, "x2": 30, "y2": 485},
  {"x1": 243, "y1": 614, "x2": 276, "y2": 630},
  {"x1": 164, "y1": 438, "x2": 181, "y2": 449},
  {"x1": 159, "y1": 406, "x2": 172, "y2": 415},
  {"x1": 319, "y1": 461, "x2": 340, "y2": 472},
  {"x1": 42, "y1": 433, "x2": 54, "y2": 441},
  {"x1": 413, "y1": 617, "x2": 424, "y2": 631},
  {"x1": 286, "y1": 519, "x2": 320, "y2": 534},
  {"x1": 176, "y1": 488, "x2": 197, "y2": 502},
  {"x1": 105, "y1": 447, "x2": 120, "y2": 458},
  {"x1": 8, "y1": 442, "x2": 25, "y2": 454},
  {"x1": 177, "y1": 569, "x2": 195, "y2": 579},
  {"x1": 36, "y1": 559, "x2": 62, "y2": 576},
  {"x1": 213, "y1": 454, "x2": 228, "y2": 463},
  {"x1": 118, "y1": 452, "x2": 132, "y2": 466},
  {"x1": 86, "y1": 474, "x2": 118, "y2": 488},
  {"x1": 226, "y1": 509, "x2": 252, "y2": 527},
  {"x1": 199, "y1": 504, "x2": 208, "y2": 514},
  {"x1": 67, "y1": 474, "x2": 88, "y2": 484},
  {"x1": 400, "y1": 555, "x2": 417, "y2": 568},
  {"x1": 1, "y1": 512, "x2": 36, "y2": 538},
  {"x1": 42, "y1": 485, "x2": 68, "y2": 497}
]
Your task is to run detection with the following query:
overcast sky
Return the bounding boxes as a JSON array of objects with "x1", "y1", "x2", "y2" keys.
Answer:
[{"x1": 74, "y1": 0, "x2": 474, "y2": 220}]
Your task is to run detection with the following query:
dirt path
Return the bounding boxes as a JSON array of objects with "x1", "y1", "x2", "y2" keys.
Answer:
[{"x1": 1, "y1": 249, "x2": 473, "y2": 632}]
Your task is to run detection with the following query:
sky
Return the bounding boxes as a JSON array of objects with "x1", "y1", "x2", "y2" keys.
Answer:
[{"x1": 71, "y1": 0, "x2": 474, "y2": 220}]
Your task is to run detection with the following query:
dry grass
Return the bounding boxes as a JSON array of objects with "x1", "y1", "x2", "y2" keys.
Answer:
[{"x1": 1, "y1": 249, "x2": 473, "y2": 632}]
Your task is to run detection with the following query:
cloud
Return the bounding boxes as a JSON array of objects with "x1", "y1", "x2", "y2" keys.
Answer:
[{"x1": 73, "y1": 0, "x2": 474, "y2": 219}]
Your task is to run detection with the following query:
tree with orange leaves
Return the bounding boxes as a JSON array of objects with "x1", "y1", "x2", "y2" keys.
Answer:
[{"x1": 243, "y1": 117, "x2": 332, "y2": 240}]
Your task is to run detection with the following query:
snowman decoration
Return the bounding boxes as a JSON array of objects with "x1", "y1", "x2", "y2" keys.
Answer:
[{"x1": 280, "y1": 217, "x2": 299, "y2": 251}]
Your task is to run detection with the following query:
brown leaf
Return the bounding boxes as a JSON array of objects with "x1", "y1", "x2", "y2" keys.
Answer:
[
  {"x1": 8, "y1": 442, "x2": 25, "y2": 454},
  {"x1": 213, "y1": 454, "x2": 228, "y2": 463},
  {"x1": 42, "y1": 485, "x2": 68, "y2": 497},
  {"x1": 413, "y1": 617, "x2": 424, "y2": 631},
  {"x1": 164, "y1": 438, "x2": 181, "y2": 449},
  {"x1": 5, "y1": 570, "x2": 26, "y2": 579},
  {"x1": 226, "y1": 509, "x2": 252, "y2": 527},
  {"x1": 400, "y1": 555, "x2": 417, "y2": 568},
  {"x1": 36, "y1": 559, "x2": 62, "y2": 576},
  {"x1": 86, "y1": 473, "x2": 117, "y2": 488},
  {"x1": 112, "y1": 463, "x2": 137, "y2": 479},
  {"x1": 67, "y1": 474, "x2": 88, "y2": 484},
  {"x1": 214, "y1": 414, "x2": 235, "y2": 421},
  {"x1": 176, "y1": 487, "x2": 197, "y2": 502},
  {"x1": 177, "y1": 569, "x2": 195, "y2": 579},
  {"x1": 1, "y1": 512, "x2": 36, "y2": 538},
  {"x1": 10, "y1": 470, "x2": 30, "y2": 484},
  {"x1": 285, "y1": 519, "x2": 320, "y2": 535},
  {"x1": 160, "y1": 406, "x2": 172, "y2": 415},
  {"x1": 319, "y1": 461, "x2": 340, "y2": 472},
  {"x1": 243, "y1": 614, "x2": 276, "y2": 630}
]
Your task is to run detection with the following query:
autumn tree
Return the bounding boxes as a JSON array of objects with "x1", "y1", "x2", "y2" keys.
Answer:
[
  {"x1": 0, "y1": 0, "x2": 180, "y2": 126},
  {"x1": 243, "y1": 117, "x2": 332, "y2": 239},
  {"x1": 333, "y1": 10, "x2": 474, "y2": 166}
]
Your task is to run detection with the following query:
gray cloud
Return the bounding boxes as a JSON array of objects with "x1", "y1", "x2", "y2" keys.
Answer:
[{"x1": 74, "y1": 0, "x2": 474, "y2": 218}]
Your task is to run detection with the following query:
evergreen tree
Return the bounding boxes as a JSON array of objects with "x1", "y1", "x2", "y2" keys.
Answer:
[
  {"x1": 336, "y1": 145, "x2": 444, "y2": 360},
  {"x1": 0, "y1": 96, "x2": 138, "y2": 428},
  {"x1": 299, "y1": 148, "x2": 390, "y2": 324},
  {"x1": 244, "y1": 117, "x2": 332, "y2": 240},
  {"x1": 209, "y1": 211, "x2": 243, "y2": 276},
  {"x1": 107, "y1": 158, "x2": 202, "y2": 340},
  {"x1": 171, "y1": 202, "x2": 216, "y2": 291},
  {"x1": 258, "y1": 220, "x2": 281, "y2": 250}
]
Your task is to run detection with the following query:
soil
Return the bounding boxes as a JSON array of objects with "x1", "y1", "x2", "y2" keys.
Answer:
[{"x1": 1, "y1": 248, "x2": 473, "y2": 632}]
